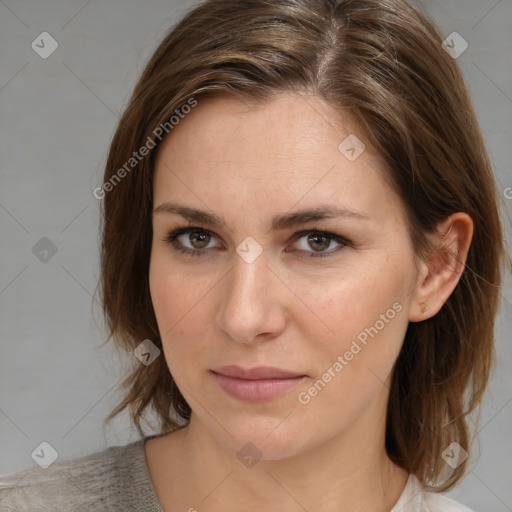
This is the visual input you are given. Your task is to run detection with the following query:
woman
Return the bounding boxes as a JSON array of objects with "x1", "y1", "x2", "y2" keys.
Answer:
[{"x1": 1, "y1": 0, "x2": 508, "y2": 510}]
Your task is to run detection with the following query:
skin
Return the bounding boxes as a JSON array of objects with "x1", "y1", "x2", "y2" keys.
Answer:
[{"x1": 146, "y1": 92, "x2": 473, "y2": 512}]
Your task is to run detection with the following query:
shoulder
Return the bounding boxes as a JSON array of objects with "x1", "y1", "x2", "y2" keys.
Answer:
[
  {"x1": 392, "y1": 475, "x2": 476, "y2": 512},
  {"x1": 0, "y1": 437, "x2": 156, "y2": 512},
  {"x1": 423, "y1": 489, "x2": 476, "y2": 512}
]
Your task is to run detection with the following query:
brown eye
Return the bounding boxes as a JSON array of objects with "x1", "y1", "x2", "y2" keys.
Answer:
[
  {"x1": 306, "y1": 233, "x2": 331, "y2": 252},
  {"x1": 290, "y1": 230, "x2": 347, "y2": 258},
  {"x1": 164, "y1": 227, "x2": 350, "y2": 259},
  {"x1": 163, "y1": 227, "x2": 219, "y2": 257},
  {"x1": 188, "y1": 231, "x2": 211, "y2": 249}
]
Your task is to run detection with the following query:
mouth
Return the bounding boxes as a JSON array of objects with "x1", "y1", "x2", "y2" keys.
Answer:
[{"x1": 211, "y1": 365, "x2": 307, "y2": 402}]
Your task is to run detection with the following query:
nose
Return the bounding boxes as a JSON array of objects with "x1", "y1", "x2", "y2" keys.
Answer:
[{"x1": 215, "y1": 248, "x2": 287, "y2": 345}]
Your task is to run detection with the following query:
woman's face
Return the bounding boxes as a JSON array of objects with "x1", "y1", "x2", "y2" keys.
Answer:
[{"x1": 150, "y1": 92, "x2": 421, "y2": 460}]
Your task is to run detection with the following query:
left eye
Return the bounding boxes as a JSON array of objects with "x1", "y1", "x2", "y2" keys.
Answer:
[
  {"x1": 163, "y1": 227, "x2": 350, "y2": 259},
  {"x1": 291, "y1": 231, "x2": 346, "y2": 257}
]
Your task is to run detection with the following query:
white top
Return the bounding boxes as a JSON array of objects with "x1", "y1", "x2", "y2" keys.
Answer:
[
  {"x1": 392, "y1": 473, "x2": 475, "y2": 512},
  {"x1": 0, "y1": 436, "x2": 476, "y2": 511}
]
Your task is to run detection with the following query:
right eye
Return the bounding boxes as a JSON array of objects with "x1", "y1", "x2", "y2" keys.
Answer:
[{"x1": 163, "y1": 227, "x2": 221, "y2": 257}]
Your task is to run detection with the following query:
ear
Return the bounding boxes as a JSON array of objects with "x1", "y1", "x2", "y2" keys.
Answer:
[{"x1": 409, "y1": 212, "x2": 474, "y2": 322}]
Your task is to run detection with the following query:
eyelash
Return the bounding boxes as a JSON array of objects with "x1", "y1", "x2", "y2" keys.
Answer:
[{"x1": 162, "y1": 227, "x2": 351, "y2": 259}]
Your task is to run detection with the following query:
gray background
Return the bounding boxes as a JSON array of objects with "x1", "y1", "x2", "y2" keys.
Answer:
[{"x1": 0, "y1": 0, "x2": 511, "y2": 510}]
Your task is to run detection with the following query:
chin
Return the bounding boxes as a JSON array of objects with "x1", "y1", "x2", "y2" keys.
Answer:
[{"x1": 204, "y1": 413, "x2": 313, "y2": 462}]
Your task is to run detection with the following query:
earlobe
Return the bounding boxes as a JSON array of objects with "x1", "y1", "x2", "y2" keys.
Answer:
[{"x1": 409, "y1": 212, "x2": 474, "y2": 322}]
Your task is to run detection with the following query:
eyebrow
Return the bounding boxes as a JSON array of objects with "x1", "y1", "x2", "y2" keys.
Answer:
[{"x1": 152, "y1": 201, "x2": 370, "y2": 232}]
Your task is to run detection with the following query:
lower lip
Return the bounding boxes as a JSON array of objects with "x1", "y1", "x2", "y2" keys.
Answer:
[{"x1": 212, "y1": 372, "x2": 306, "y2": 402}]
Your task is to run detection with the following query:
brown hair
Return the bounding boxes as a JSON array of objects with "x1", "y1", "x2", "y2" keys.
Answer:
[{"x1": 98, "y1": 0, "x2": 510, "y2": 491}]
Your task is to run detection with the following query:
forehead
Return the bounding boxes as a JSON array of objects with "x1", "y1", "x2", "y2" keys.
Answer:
[
  {"x1": 156, "y1": 92, "x2": 368, "y2": 166},
  {"x1": 152, "y1": 92, "x2": 405, "y2": 228}
]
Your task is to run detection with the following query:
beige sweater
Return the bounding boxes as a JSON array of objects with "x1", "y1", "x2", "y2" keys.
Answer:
[
  {"x1": 0, "y1": 436, "x2": 475, "y2": 511},
  {"x1": 0, "y1": 436, "x2": 164, "y2": 512}
]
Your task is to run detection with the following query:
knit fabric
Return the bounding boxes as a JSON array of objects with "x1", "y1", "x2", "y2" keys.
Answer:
[
  {"x1": 0, "y1": 436, "x2": 475, "y2": 511},
  {"x1": 0, "y1": 436, "x2": 164, "y2": 512}
]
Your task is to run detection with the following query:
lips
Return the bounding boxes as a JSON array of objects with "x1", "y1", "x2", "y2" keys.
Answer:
[
  {"x1": 211, "y1": 365, "x2": 307, "y2": 401},
  {"x1": 212, "y1": 365, "x2": 305, "y2": 380}
]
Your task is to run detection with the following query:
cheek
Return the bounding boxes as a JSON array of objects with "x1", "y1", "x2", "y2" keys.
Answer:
[
  {"x1": 149, "y1": 253, "x2": 217, "y2": 372},
  {"x1": 291, "y1": 266, "x2": 410, "y2": 441},
  {"x1": 149, "y1": 254, "x2": 182, "y2": 344},
  {"x1": 293, "y1": 253, "x2": 413, "y2": 376},
  {"x1": 150, "y1": 249, "x2": 208, "y2": 332}
]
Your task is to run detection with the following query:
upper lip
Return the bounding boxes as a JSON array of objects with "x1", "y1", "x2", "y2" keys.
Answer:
[{"x1": 212, "y1": 365, "x2": 305, "y2": 380}]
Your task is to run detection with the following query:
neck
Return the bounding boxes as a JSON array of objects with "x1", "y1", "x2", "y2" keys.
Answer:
[{"x1": 156, "y1": 403, "x2": 409, "y2": 511}]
